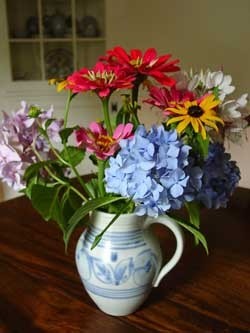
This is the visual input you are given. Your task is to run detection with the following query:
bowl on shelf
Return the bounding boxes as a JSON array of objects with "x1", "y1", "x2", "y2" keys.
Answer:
[
  {"x1": 78, "y1": 16, "x2": 100, "y2": 38},
  {"x1": 45, "y1": 48, "x2": 73, "y2": 79}
]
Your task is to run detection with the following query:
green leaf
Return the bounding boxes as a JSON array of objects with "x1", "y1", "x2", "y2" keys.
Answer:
[
  {"x1": 67, "y1": 189, "x2": 83, "y2": 211},
  {"x1": 59, "y1": 127, "x2": 77, "y2": 144},
  {"x1": 23, "y1": 161, "x2": 56, "y2": 182},
  {"x1": 23, "y1": 176, "x2": 39, "y2": 199},
  {"x1": 91, "y1": 198, "x2": 134, "y2": 250},
  {"x1": 85, "y1": 178, "x2": 99, "y2": 198},
  {"x1": 45, "y1": 118, "x2": 56, "y2": 130},
  {"x1": 107, "y1": 199, "x2": 134, "y2": 214},
  {"x1": 185, "y1": 201, "x2": 201, "y2": 245},
  {"x1": 115, "y1": 107, "x2": 130, "y2": 126},
  {"x1": 64, "y1": 196, "x2": 124, "y2": 249},
  {"x1": 38, "y1": 126, "x2": 47, "y2": 137},
  {"x1": 176, "y1": 219, "x2": 209, "y2": 255},
  {"x1": 185, "y1": 202, "x2": 200, "y2": 228},
  {"x1": 30, "y1": 184, "x2": 64, "y2": 223},
  {"x1": 61, "y1": 146, "x2": 85, "y2": 167},
  {"x1": 212, "y1": 86, "x2": 220, "y2": 100},
  {"x1": 89, "y1": 154, "x2": 98, "y2": 166},
  {"x1": 61, "y1": 188, "x2": 83, "y2": 223}
]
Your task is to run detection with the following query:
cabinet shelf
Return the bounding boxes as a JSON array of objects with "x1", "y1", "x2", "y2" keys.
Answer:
[
  {"x1": 43, "y1": 38, "x2": 73, "y2": 42},
  {"x1": 6, "y1": 0, "x2": 106, "y2": 81},
  {"x1": 76, "y1": 38, "x2": 105, "y2": 42},
  {"x1": 9, "y1": 38, "x2": 41, "y2": 43},
  {"x1": 10, "y1": 38, "x2": 106, "y2": 43}
]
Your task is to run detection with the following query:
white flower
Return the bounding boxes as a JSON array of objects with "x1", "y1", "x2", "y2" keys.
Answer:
[
  {"x1": 205, "y1": 71, "x2": 235, "y2": 101},
  {"x1": 187, "y1": 69, "x2": 206, "y2": 91},
  {"x1": 188, "y1": 69, "x2": 235, "y2": 101},
  {"x1": 222, "y1": 93, "x2": 248, "y2": 120}
]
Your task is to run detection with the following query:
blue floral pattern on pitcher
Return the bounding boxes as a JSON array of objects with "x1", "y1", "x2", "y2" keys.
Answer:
[{"x1": 77, "y1": 246, "x2": 157, "y2": 287}]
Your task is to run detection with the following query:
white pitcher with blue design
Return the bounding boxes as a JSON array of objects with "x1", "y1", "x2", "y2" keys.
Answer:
[{"x1": 75, "y1": 210, "x2": 184, "y2": 316}]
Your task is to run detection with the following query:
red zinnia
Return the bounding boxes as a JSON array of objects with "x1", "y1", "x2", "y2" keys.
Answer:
[
  {"x1": 101, "y1": 46, "x2": 180, "y2": 87},
  {"x1": 145, "y1": 86, "x2": 195, "y2": 115},
  {"x1": 66, "y1": 62, "x2": 135, "y2": 98}
]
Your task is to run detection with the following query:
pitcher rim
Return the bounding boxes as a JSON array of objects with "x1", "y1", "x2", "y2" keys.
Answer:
[{"x1": 92, "y1": 209, "x2": 140, "y2": 218}]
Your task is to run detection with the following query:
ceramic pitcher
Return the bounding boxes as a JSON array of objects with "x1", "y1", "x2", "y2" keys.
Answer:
[{"x1": 75, "y1": 210, "x2": 184, "y2": 316}]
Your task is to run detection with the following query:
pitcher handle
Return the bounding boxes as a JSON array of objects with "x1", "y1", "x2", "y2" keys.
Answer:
[{"x1": 143, "y1": 215, "x2": 184, "y2": 287}]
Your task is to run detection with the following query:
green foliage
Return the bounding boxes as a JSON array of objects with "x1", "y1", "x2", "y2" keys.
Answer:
[
  {"x1": 185, "y1": 201, "x2": 200, "y2": 229},
  {"x1": 106, "y1": 199, "x2": 135, "y2": 214},
  {"x1": 115, "y1": 106, "x2": 131, "y2": 126},
  {"x1": 85, "y1": 178, "x2": 99, "y2": 198},
  {"x1": 185, "y1": 201, "x2": 201, "y2": 245},
  {"x1": 212, "y1": 86, "x2": 220, "y2": 100},
  {"x1": 91, "y1": 198, "x2": 134, "y2": 250},
  {"x1": 196, "y1": 133, "x2": 209, "y2": 159},
  {"x1": 59, "y1": 127, "x2": 77, "y2": 144},
  {"x1": 60, "y1": 146, "x2": 85, "y2": 167},
  {"x1": 175, "y1": 218, "x2": 208, "y2": 254},
  {"x1": 89, "y1": 154, "x2": 98, "y2": 166},
  {"x1": 30, "y1": 184, "x2": 65, "y2": 226},
  {"x1": 63, "y1": 196, "x2": 124, "y2": 249},
  {"x1": 61, "y1": 188, "x2": 83, "y2": 224},
  {"x1": 44, "y1": 118, "x2": 56, "y2": 129},
  {"x1": 23, "y1": 161, "x2": 56, "y2": 183}
]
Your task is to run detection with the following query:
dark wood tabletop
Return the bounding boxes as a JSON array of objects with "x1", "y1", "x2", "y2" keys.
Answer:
[{"x1": 0, "y1": 189, "x2": 250, "y2": 333}]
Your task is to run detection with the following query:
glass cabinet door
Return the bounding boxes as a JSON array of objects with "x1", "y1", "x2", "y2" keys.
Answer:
[{"x1": 6, "y1": 0, "x2": 106, "y2": 81}]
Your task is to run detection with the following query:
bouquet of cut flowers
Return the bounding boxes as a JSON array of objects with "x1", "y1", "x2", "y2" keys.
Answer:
[{"x1": 0, "y1": 46, "x2": 248, "y2": 252}]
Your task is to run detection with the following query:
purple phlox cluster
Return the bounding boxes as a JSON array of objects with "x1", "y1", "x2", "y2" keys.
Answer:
[
  {"x1": 105, "y1": 125, "x2": 202, "y2": 217},
  {"x1": 0, "y1": 101, "x2": 63, "y2": 190},
  {"x1": 197, "y1": 143, "x2": 240, "y2": 209}
]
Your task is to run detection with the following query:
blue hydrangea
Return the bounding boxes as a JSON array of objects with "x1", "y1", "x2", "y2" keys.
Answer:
[
  {"x1": 197, "y1": 143, "x2": 240, "y2": 209},
  {"x1": 105, "y1": 125, "x2": 202, "y2": 217}
]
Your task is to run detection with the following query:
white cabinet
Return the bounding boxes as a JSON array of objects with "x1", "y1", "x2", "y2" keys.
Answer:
[{"x1": 5, "y1": 0, "x2": 105, "y2": 81}]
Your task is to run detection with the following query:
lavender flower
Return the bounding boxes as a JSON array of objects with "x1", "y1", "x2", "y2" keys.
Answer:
[
  {"x1": 105, "y1": 125, "x2": 201, "y2": 217},
  {"x1": 197, "y1": 143, "x2": 240, "y2": 209},
  {"x1": 0, "y1": 101, "x2": 63, "y2": 190}
]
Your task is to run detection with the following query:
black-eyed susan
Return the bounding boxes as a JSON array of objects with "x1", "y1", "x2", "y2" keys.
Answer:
[{"x1": 166, "y1": 94, "x2": 224, "y2": 139}]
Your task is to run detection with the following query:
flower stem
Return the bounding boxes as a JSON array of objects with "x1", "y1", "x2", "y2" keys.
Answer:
[
  {"x1": 64, "y1": 91, "x2": 72, "y2": 129},
  {"x1": 60, "y1": 91, "x2": 94, "y2": 198},
  {"x1": 97, "y1": 159, "x2": 106, "y2": 197},
  {"x1": 132, "y1": 82, "x2": 139, "y2": 104},
  {"x1": 102, "y1": 98, "x2": 112, "y2": 136},
  {"x1": 32, "y1": 145, "x2": 87, "y2": 202},
  {"x1": 131, "y1": 82, "x2": 140, "y2": 126}
]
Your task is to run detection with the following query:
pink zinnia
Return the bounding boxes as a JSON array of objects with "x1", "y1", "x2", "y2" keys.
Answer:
[
  {"x1": 75, "y1": 122, "x2": 133, "y2": 160},
  {"x1": 66, "y1": 62, "x2": 135, "y2": 98},
  {"x1": 101, "y1": 46, "x2": 180, "y2": 86}
]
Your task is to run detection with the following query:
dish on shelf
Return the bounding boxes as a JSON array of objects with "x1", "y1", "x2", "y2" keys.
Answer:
[
  {"x1": 45, "y1": 48, "x2": 73, "y2": 79},
  {"x1": 78, "y1": 16, "x2": 100, "y2": 37}
]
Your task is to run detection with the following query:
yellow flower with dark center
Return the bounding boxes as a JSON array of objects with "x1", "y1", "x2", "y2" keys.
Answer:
[{"x1": 166, "y1": 94, "x2": 224, "y2": 139}]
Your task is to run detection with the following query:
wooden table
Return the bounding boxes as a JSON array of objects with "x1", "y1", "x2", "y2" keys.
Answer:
[{"x1": 0, "y1": 190, "x2": 250, "y2": 333}]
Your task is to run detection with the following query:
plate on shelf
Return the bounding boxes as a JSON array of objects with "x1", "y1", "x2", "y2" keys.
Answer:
[{"x1": 45, "y1": 48, "x2": 73, "y2": 79}]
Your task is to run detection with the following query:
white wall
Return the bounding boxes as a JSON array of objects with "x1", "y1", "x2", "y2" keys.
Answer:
[{"x1": 106, "y1": 0, "x2": 250, "y2": 188}]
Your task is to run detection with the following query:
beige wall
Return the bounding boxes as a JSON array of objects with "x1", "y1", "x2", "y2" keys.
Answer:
[{"x1": 107, "y1": 0, "x2": 250, "y2": 188}]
